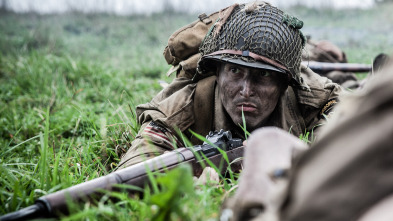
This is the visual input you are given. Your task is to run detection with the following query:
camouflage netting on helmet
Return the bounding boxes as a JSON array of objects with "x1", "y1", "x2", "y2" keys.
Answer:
[{"x1": 198, "y1": 3, "x2": 306, "y2": 85}]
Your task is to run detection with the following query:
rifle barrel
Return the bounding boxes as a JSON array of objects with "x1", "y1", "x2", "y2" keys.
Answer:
[
  {"x1": 302, "y1": 61, "x2": 372, "y2": 73},
  {"x1": 39, "y1": 148, "x2": 196, "y2": 216},
  {"x1": 0, "y1": 148, "x2": 198, "y2": 220},
  {"x1": 0, "y1": 203, "x2": 47, "y2": 221},
  {"x1": 1, "y1": 141, "x2": 244, "y2": 220}
]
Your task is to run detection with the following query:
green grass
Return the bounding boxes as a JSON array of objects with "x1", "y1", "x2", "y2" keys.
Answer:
[{"x1": 1, "y1": 3, "x2": 392, "y2": 220}]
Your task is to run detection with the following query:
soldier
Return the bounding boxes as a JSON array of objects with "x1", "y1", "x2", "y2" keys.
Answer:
[
  {"x1": 220, "y1": 57, "x2": 393, "y2": 221},
  {"x1": 117, "y1": 2, "x2": 342, "y2": 168},
  {"x1": 303, "y1": 38, "x2": 361, "y2": 89}
]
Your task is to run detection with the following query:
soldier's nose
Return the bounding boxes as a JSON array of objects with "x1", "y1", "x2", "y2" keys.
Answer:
[{"x1": 239, "y1": 80, "x2": 254, "y2": 98}]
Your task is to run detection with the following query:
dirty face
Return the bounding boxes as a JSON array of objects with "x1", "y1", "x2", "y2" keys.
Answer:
[{"x1": 216, "y1": 63, "x2": 284, "y2": 131}]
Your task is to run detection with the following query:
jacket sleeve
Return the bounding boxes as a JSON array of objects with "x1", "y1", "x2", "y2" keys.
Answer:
[
  {"x1": 116, "y1": 121, "x2": 184, "y2": 169},
  {"x1": 116, "y1": 78, "x2": 197, "y2": 169}
]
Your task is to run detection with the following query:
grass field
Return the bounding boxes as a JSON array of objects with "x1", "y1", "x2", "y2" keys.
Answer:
[{"x1": 1, "y1": 2, "x2": 393, "y2": 220}]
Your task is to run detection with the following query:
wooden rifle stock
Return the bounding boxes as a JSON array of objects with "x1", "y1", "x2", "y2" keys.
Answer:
[{"x1": 0, "y1": 130, "x2": 243, "y2": 221}]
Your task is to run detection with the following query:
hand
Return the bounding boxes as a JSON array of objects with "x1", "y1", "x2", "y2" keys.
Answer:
[
  {"x1": 194, "y1": 167, "x2": 219, "y2": 186},
  {"x1": 221, "y1": 127, "x2": 308, "y2": 221}
]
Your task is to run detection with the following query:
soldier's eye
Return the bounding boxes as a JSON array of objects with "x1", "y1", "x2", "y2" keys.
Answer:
[
  {"x1": 260, "y1": 71, "x2": 271, "y2": 77},
  {"x1": 229, "y1": 67, "x2": 241, "y2": 74}
]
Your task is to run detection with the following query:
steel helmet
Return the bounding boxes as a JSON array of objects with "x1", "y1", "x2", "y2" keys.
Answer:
[{"x1": 198, "y1": 2, "x2": 307, "y2": 87}]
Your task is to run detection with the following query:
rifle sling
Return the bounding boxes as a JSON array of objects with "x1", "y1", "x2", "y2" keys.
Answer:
[{"x1": 189, "y1": 75, "x2": 216, "y2": 144}]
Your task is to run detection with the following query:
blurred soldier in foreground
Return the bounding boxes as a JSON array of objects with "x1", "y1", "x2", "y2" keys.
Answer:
[
  {"x1": 221, "y1": 59, "x2": 393, "y2": 221},
  {"x1": 118, "y1": 2, "x2": 342, "y2": 168}
]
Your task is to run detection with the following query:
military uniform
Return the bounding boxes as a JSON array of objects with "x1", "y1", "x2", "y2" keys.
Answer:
[
  {"x1": 280, "y1": 61, "x2": 393, "y2": 221},
  {"x1": 117, "y1": 65, "x2": 341, "y2": 168}
]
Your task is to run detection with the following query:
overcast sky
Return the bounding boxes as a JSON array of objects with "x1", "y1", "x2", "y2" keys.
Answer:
[{"x1": 0, "y1": 0, "x2": 375, "y2": 15}]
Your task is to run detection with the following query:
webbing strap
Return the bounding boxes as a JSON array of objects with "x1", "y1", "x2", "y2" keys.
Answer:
[{"x1": 189, "y1": 76, "x2": 216, "y2": 144}]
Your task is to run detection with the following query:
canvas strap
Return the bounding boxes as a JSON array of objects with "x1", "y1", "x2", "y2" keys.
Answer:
[{"x1": 189, "y1": 75, "x2": 216, "y2": 144}]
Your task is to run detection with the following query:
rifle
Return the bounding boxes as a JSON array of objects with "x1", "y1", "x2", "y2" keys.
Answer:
[
  {"x1": 302, "y1": 61, "x2": 372, "y2": 74},
  {"x1": 0, "y1": 130, "x2": 244, "y2": 221}
]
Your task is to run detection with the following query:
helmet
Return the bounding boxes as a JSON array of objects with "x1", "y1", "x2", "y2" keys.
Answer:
[{"x1": 197, "y1": 2, "x2": 307, "y2": 87}]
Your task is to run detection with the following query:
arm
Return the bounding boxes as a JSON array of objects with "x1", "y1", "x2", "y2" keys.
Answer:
[
  {"x1": 117, "y1": 121, "x2": 184, "y2": 169},
  {"x1": 298, "y1": 65, "x2": 343, "y2": 137}
]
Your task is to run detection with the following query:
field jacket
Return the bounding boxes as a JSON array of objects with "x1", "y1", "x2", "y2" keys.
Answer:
[{"x1": 117, "y1": 65, "x2": 342, "y2": 168}]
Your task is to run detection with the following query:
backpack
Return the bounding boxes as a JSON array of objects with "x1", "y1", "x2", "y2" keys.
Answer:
[{"x1": 162, "y1": 4, "x2": 238, "y2": 79}]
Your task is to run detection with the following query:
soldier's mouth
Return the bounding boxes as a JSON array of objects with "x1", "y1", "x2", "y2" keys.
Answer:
[{"x1": 237, "y1": 103, "x2": 257, "y2": 112}]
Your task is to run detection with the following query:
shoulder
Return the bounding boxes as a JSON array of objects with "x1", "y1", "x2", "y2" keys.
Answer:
[
  {"x1": 289, "y1": 65, "x2": 343, "y2": 131},
  {"x1": 295, "y1": 64, "x2": 342, "y2": 109},
  {"x1": 136, "y1": 76, "x2": 217, "y2": 132}
]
